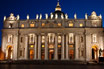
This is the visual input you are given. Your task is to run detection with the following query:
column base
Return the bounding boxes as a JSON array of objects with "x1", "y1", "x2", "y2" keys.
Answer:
[
  {"x1": 61, "y1": 58, "x2": 65, "y2": 60},
  {"x1": 65, "y1": 58, "x2": 70, "y2": 60},
  {"x1": 54, "y1": 58, "x2": 58, "y2": 60},
  {"x1": 44, "y1": 58, "x2": 48, "y2": 60}
]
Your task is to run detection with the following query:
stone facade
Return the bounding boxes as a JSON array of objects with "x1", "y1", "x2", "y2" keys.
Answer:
[{"x1": 1, "y1": 1, "x2": 104, "y2": 62}]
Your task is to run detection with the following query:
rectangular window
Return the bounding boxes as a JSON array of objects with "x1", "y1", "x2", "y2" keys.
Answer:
[
  {"x1": 21, "y1": 24, "x2": 24, "y2": 28},
  {"x1": 42, "y1": 23, "x2": 45, "y2": 27},
  {"x1": 29, "y1": 34, "x2": 35, "y2": 44},
  {"x1": 30, "y1": 24, "x2": 35, "y2": 27},
  {"x1": 30, "y1": 45, "x2": 34, "y2": 48},
  {"x1": 8, "y1": 35, "x2": 12, "y2": 43},
  {"x1": 92, "y1": 34, "x2": 97, "y2": 43},
  {"x1": 69, "y1": 23, "x2": 73, "y2": 27},
  {"x1": 58, "y1": 23, "x2": 61, "y2": 27},
  {"x1": 80, "y1": 24, "x2": 83, "y2": 27},
  {"x1": 58, "y1": 36, "x2": 61, "y2": 43},
  {"x1": 42, "y1": 36, "x2": 45, "y2": 43},
  {"x1": 9, "y1": 24, "x2": 13, "y2": 28},
  {"x1": 69, "y1": 33, "x2": 74, "y2": 44}
]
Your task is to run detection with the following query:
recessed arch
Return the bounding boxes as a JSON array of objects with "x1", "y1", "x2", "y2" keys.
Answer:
[
  {"x1": 6, "y1": 45, "x2": 13, "y2": 60},
  {"x1": 92, "y1": 45, "x2": 98, "y2": 60}
]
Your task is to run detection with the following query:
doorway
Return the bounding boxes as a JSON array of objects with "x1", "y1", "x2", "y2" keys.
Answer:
[
  {"x1": 29, "y1": 49, "x2": 34, "y2": 60},
  {"x1": 92, "y1": 46, "x2": 98, "y2": 60},
  {"x1": 69, "y1": 50, "x2": 74, "y2": 60},
  {"x1": 6, "y1": 46, "x2": 13, "y2": 60},
  {"x1": 49, "y1": 50, "x2": 54, "y2": 60},
  {"x1": 49, "y1": 44, "x2": 54, "y2": 60}
]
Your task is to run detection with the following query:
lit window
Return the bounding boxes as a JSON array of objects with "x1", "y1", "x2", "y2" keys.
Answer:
[
  {"x1": 92, "y1": 34, "x2": 97, "y2": 43},
  {"x1": 58, "y1": 45, "x2": 61, "y2": 48},
  {"x1": 49, "y1": 44, "x2": 54, "y2": 48},
  {"x1": 42, "y1": 36, "x2": 45, "y2": 43},
  {"x1": 48, "y1": 33, "x2": 55, "y2": 43},
  {"x1": 42, "y1": 23, "x2": 45, "y2": 27},
  {"x1": 30, "y1": 24, "x2": 35, "y2": 27},
  {"x1": 69, "y1": 45, "x2": 73, "y2": 48},
  {"x1": 29, "y1": 34, "x2": 35, "y2": 44},
  {"x1": 21, "y1": 24, "x2": 24, "y2": 28},
  {"x1": 30, "y1": 45, "x2": 34, "y2": 48},
  {"x1": 58, "y1": 23, "x2": 61, "y2": 27},
  {"x1": 42, "y1": 45, "x2": 45, "y2": 48},
  {"x1": 69, "y1": 33, "x2": 74, "y2": 44},
  {"x1": 69, "y1": 23, "x2": 73, "y2": 27},
  {"x1": 58, "y1": 36, "x2": 61, "y2": 43},
  {"x1": 80, "y1": 24, "x2": 83, "y2": 27}
]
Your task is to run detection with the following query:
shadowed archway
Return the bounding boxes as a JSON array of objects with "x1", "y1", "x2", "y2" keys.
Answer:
[
  {"x1": 92, "y1": 45, "x2": 98, "y2": 61},
  {"x1": 6, "y1": 45, "x2": 13, "y2": 60}
]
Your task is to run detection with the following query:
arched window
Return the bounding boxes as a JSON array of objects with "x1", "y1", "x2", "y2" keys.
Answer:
[
  {"x1": 8, "y1": 35, "x2": 13, "y2": 43},
  {"x1": 69, "y1": 33, "x2": 74, "y2": 44},
  {"x1": 29, "y1": 34, "x2": 35, "y2": 44},
  {"x1": 9, "y1": 23, "x2": 13, "y2": 28}
]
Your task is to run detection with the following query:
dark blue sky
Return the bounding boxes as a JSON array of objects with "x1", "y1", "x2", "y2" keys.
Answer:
[{"x1": 0, "y1": 0, "x2": 104, "y2": 47}]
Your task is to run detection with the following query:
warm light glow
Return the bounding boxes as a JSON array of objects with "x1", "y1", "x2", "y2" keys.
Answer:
[
  {"x1": 21, "y1": 24, "x2": 24, "y2": 28},
  {"x1": 58, "y1": 45, "x2": 61, "y2": 48},
  {"x1": 58, "y1": 36, "x2": 61, "y2": 43},
  {"x1": 30, "y1": 24, "x2": 35, "y2": 27},
  {"x1": 69, "y1": 45, "x2": 73, "y2": 48},
  {"x1": 92, "y1": 45, "x2": 98, "y2": 50},
  {"x1": 58, "y1": 23, "x2": 61, "y2": 26},
  {"x1": 80, "y1": 24, "x2": 83, "y2": 27},
  {"x1": 30, "y1": 45, "x2": 34, "y2": 48},
  {"x1": 42, "y1": 45, "x2": 45, "y2": 48},
  {"x1": 49, "y1": 45, "x2": 54, "y2": 48},
  {"x1": 42, "y1": 23, "x2": 45, "y2": 27},
  {"x1": 42, "y1": 36, "x2": 45, "y2": 43},
  {"x1": 49, "y1": 50, "x2": 54, "y2": 52},
  {"x1": 69, "y1": 23, "x2": 73, "y2": 27},
  {"x1": 55, "y1": 8, "x2": 61, "y2": 11},
  {"x1": 6, "y1": 46, "x2": 13, "y2": 59},
  {"x1": 30, "y1": 50, "x2": 34, "y2": 60}
]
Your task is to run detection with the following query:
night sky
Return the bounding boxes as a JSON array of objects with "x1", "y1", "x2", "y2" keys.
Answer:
[{"x1": 0, "y1": 0, "x2": 104, "y2": 47}]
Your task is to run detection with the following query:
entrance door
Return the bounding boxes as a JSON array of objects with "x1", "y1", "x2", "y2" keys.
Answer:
[
  {"x1": 7, "y1": 46, "x2": 13, "y2": 60},
  {"x1": 41, "y1": 53, "x2": 45, "y2": 60},
  {"x1": 49, "y1": 50, "x2": 54, "y2": 60},
  {"x1": 92, "y1": 46, "x2": 98, "y2": 60},
  {"x1": 69, "y1": 50, "x2": 74, "y2": 60},
  {"x1": 30, "y1": 50, "x2": 34, "y2": 60},
  {"x1": 49, "y1": 44, "x2": 54, "y2": 60}
]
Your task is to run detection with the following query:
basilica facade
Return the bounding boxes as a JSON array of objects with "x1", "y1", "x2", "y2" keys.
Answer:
[{"x1": 1, "y1": 1, "x2": 104, "y2": 62}]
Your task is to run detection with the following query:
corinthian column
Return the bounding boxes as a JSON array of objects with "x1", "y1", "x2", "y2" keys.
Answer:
[
  {"x1": 75, "y1": 34, "x2": 79, "y2": 60},
  {"x1": 54, "y1": 34, "x2": 58, "y2": 60},
  {"x1": 38, "y1": 35, "x2": 41, "y2": 60},
  {"x1": 45, "y1": 34, "x2": 48, "y2": 60},
  {"x1": 34, "y1": 35, "x2": 37, "y2": 60},
  {"x1": 66, "y1": 34, "x2": 69, "y2": 60},
  {"x1": 25, "y1": 35, "x2": 28, "y2": 60},
  {"x1": 61, "y1": 34, "x2": 65, "y2": 60}
]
